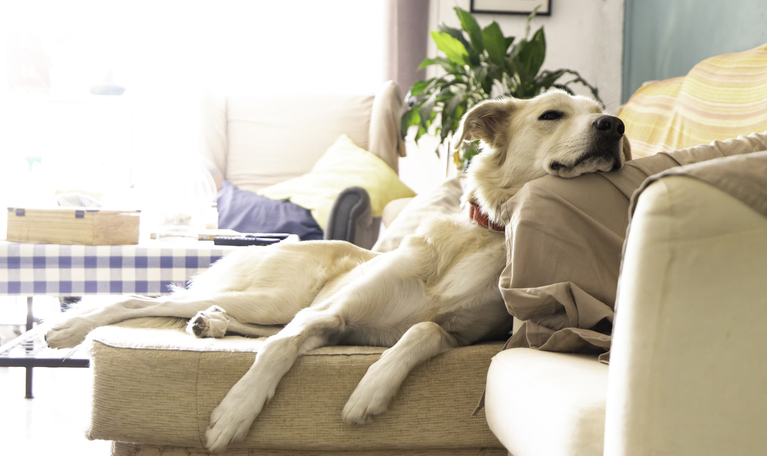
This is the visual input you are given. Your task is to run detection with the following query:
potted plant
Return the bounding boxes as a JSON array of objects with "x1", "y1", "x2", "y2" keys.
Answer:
[{"x1": 402, "y1": 7, "x2": 601, "y2": 171}]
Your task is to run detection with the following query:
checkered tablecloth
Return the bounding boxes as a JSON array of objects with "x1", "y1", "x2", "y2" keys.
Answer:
[{"x1": 0, "y1": 241, "x2": 238, "y2": 296}]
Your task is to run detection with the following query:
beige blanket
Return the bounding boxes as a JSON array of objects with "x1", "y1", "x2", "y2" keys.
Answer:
[{"x1": 499, "y1": 132, "x2": 767, "y2": 362}]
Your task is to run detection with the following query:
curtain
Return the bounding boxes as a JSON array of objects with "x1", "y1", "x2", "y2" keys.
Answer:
[{"x1": 384, "y1": 0, "x2": 430, "y2": 96}]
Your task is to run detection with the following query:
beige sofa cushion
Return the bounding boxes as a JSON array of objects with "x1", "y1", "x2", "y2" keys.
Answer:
[
  {"x1": 485, "y1": 349, "x2": 607, "y2": 456},
  {"x1": 203, "y1": 92, "x2": 375, "y2": 194},
  {"x1": 86, "y1": 322, "x2": 505, "y2": 453}
]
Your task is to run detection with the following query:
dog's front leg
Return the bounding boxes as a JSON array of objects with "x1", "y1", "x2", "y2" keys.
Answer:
[
  {"x1": 342, "y1": 321, "x2": 458, "y2": 424},
  {"x1": 205, "y1": 309, "x2": 341, "y2": 453}
]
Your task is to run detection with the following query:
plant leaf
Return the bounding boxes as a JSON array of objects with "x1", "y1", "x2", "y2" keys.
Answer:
[
  {"x1": 416, "y1": 124, "x2": 427, "y2": 142},
  {"x1": 418, "y1": 57, "x2": 462, "y2": 75},
  {"x1": 442, "y1": 91, "x2": 466, "y2": 143},
  {"x1": 417, "y1": 58, "x2": 439, "y2": 70},
  {"x1": 400, "y1": 109, "x2": 414, "y2": 137},
  {"x1": 535, "y1": 69, "x2": 565, "y2": 90},
  {"x1": 455, "y1": 7, "x2": 484, "y2": 55},
  {"x1": 482, "y1": 22, "x2": 506, "y2": 67},
  {"x1": 409, "y1": 78, "x2": 435, "y2": 96},
  {"x1": 437, "y1": 24, "x2": 474, "y2": 58},
  {"x1": 418, "y1": 92, "x2": 437, "y2": 130},
  {"x1": 504, "y1": 36, "x2": 515, "y2": 52},
  {"x1": 513, "y1": 27, "x2": 546, "y2": 89},
  {"x1": 430, "y1": 31, "x2": 469, "y2": 66},
  {"x1": 525, "y1": 27, "x2": 546, "y2": 78}
]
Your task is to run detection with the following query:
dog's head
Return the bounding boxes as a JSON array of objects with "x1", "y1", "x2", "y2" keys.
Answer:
[{"x1": 453, "y1": 89, "x2": 631, "y2": 223}]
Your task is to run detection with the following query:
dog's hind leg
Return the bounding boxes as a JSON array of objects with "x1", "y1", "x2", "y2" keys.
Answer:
[
  {"x1": 46, "y1": 291, "x2": 301, "y2": 349},
  {"x1": 341, "y1": 321, "x2": 459, "y2": 425},
  {"x1": 205, "y1": 308, "x2": 343, "y2": 452},
  {"x1": 187, "y1": 305, "x2": 282, "y2": 338}
]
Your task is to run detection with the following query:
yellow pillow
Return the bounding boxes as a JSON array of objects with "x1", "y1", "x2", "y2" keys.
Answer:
[{"x1": 257, "y1": 135, "x2": 415, "y2": 230}]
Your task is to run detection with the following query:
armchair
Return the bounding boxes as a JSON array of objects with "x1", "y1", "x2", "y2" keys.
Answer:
[{"x1": 199, "y1": 81, "x2": 410, "y2": 248}]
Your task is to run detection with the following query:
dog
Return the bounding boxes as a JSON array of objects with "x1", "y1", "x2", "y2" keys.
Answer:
[{"x1": 46, "y1": 89, "x2": 630, "y2": 453}]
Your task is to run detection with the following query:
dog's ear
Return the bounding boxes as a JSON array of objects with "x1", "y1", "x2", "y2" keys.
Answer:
[
  {"x1": 622, "y1": 135, "x2": 632, "y2": 162},
  {"x1": 452, "y1": 98, "x2": 516, "y2": 153}
]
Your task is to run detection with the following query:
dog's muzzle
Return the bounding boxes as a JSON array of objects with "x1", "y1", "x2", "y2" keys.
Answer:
[{"x1": 550, "y1": 115, "x2": 626, "y2": 174}]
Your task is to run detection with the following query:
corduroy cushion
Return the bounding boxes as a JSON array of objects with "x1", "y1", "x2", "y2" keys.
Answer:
[
  {"x1": 86, "y1": 321, "x2": 505, "y2": 454},
  {"x1": 618, "y1": 43, "x2": 767, "y2": 158}
]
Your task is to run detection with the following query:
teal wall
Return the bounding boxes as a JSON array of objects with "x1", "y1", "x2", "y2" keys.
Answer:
[{"x1": 623, "y1": 0, "x2": 767, "y2": 102}]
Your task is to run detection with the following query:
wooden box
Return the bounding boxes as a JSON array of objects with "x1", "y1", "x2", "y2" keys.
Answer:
[{"x1": 6, "y1": 208, "x2": 141, "y2": 245}]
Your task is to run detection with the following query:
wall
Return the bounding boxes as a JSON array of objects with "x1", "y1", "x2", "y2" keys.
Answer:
[
  {"x1": 623, "y1": 0, "x2": 767, "y2": 102},
  {"x1": 397, "y1": 0, "x2": 626, "y2": 192}
]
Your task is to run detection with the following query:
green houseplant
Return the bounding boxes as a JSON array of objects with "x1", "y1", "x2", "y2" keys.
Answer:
[{"x1": 402, "y1": 7, "x2": 601, "y2": 171}]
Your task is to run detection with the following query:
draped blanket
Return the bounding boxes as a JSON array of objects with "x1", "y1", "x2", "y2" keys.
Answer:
[{"x1": 499, "y1": 133, "x2": 767, "y2": 362}]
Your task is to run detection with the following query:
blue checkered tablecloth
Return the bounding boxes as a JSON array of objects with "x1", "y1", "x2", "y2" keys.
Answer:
[{"x1": 0, "y1": 241, "x2": 239, "y2": 296}]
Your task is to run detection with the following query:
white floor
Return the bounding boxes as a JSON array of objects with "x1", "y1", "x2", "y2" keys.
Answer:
[
  {"x1": 0, "y1": 366, "x2": 112, "y2": 455},
  {"x1": 1, "y1": 296, "x2": 112, "y2": 455}
]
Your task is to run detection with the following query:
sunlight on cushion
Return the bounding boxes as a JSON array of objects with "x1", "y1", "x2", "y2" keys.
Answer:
[{"x1": 257, "y1": 135, "x2": 415, "y2": 230}]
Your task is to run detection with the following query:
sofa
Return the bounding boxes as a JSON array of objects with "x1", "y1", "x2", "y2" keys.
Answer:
[
  {"x1": 82, "y1": 82, "x2": 507, "y2": 456},
  {"x1": 483, "y1": 43, "x2": 767, "y2": 456},
  {"x1": 82, "y1": 46, "x2": 767, "y2": 455}
]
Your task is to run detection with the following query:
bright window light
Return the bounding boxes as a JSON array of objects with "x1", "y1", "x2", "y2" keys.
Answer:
[{"x1": 0, "y1": 0, "x2": 386, "y2": 228}]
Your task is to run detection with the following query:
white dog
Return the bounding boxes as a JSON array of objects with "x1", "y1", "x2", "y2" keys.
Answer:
[{"x1": 46, "y1": 89, "x2": 630, "y2": 453}]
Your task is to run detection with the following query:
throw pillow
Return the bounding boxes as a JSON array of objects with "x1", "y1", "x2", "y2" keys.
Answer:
[
  {"x1": 257, "y1": 135, "x2": 415, "y2": 230},
  {"x1": 217, "y1": 180, "x2": 323, "y2": 240}
]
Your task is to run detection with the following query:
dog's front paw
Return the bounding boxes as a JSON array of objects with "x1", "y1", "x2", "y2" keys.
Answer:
[
  {"x1": 205, "y1": 405, "x2": 257, "y2": 453},
  {"x1": 45, "y1": 316, "x2": 96, "y2": 349},
  {"x1": 205, "y1": 373, "x2": 271, "y2": 452},
  {"x1": 187, "y1": 305, "x2": 229, "y2": 338},
  {"x1": 342, "y1": 378, "x2": 396, "y2": 425}
]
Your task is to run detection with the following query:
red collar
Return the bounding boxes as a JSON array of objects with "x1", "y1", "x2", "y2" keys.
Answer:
[{"x1": 469, "y1": 202, "x2": 505, "y2": 232}]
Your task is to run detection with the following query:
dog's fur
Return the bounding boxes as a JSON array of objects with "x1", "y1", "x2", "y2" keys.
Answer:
[{"x1": 46, "y1": 89, "x2": 630, "y2": 453}]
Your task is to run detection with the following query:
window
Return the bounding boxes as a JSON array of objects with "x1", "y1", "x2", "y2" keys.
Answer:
[{"x1": 0, "y1": 0, "x2": 386, "y2": 232}]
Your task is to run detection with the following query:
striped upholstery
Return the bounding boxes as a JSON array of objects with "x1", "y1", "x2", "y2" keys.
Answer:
[{"x1": 618, "y1": 43, "x2": 767, "y2": 158}]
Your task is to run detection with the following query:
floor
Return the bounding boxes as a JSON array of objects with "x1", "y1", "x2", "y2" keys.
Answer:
[
  {"x1": 0, "y1": 366, "x2": 112, "y2": 455},
  {"x1": 1, "y1": 296, "x2": 112, "y2": 455}
]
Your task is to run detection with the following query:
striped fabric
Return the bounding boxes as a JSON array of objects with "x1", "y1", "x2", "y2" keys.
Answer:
[{"x1": 618, "y1": 43, "x2": 767, "y2": 158}]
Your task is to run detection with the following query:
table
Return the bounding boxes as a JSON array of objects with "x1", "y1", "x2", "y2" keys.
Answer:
[{"x1": 0, "y1": 240, "x2": 239, "y2": 397}]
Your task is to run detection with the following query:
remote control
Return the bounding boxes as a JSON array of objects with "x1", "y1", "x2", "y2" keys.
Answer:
[{"x1": 213, "y1": 233, "x2": 290, "y2": 246}]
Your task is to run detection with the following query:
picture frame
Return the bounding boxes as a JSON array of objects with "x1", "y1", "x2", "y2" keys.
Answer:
[{"x1": 470, "y1": 0, "x2": 551, "y2": 16}]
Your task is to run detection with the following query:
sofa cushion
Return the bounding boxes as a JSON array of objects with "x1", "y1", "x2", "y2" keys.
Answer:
[
  {"x1": 86, "y1": 321, "x2": 504, "y2": 452},
  {"x1": 257, "y1": 135, "x2": 415, "y2": 230},
  {"x1": 485, "y1": 348, "x2": 607, "y2": 456},
  {"x1": 221, "y1": 93, "x2": 375, "y2": 193}
]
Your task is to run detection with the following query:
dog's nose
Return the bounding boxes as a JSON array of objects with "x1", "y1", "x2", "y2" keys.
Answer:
[{"x1": 593, "y1": 115, "x2": 625, "y2": 140}]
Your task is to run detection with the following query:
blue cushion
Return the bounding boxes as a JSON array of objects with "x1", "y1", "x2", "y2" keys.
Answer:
[{"x1": 217, "y1": 180, "x2": 323, "y2": 240}]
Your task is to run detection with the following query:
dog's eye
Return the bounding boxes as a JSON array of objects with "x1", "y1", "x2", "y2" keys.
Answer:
[{"x1": 538, "y1": 110, "x2": 564, "y2": 121}]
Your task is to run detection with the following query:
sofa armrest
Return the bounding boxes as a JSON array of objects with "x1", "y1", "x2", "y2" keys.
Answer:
[
  {"x1": 368, "y1": 80, "x2": 405, "y2": 173},
  {"x1": 604, "y1": 176, "x2": 767, "y2": 455},
  {"x1": 324, "y1": 186, "x2": 379, "y2": 249}
]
